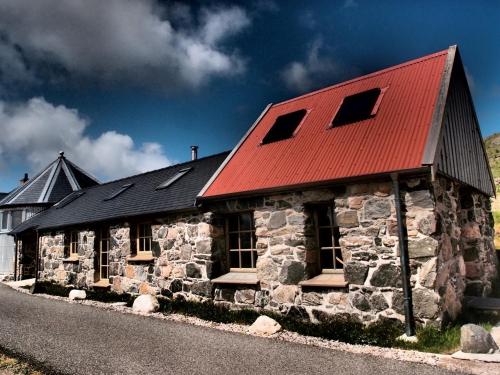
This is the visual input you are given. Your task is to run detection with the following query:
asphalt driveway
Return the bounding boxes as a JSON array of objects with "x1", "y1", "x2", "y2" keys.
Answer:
[{"x1": 0, "y1": 283, "x2": 459, "y2": 375}]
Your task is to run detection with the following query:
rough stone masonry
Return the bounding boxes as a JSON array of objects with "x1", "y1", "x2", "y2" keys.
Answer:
[{"x1": 37, "y1": 175, "x2": 497, "y2": 327}]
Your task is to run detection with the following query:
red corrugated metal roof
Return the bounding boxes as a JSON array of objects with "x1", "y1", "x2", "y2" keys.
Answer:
[{"x1": 202, "y1": 49, "x2": 449, "y2": 198}]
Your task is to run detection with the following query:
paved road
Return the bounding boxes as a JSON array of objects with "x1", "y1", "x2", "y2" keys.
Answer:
[{"x1": 0, "y1": 284, "x2": 458, "y2": 375}]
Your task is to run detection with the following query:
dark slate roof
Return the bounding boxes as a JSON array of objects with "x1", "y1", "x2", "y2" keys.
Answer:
[
  {"x1": 11, "y1": 152, "x2": 229, "y2": 234},
  {"x1": 0, "y1": 152, "x2": 99, "y2": 208},
  {"x1": 0, "y1": 193, "x2": 8, "y2": 201}
]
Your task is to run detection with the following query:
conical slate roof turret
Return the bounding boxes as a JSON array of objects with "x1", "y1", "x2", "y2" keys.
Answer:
[{"x1": 0, "y1": 152, "x2": 99, "y2": 207}]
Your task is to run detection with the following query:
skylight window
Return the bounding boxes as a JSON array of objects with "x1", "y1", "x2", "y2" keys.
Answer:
[
  {"x1": 55, "y1": 192, "x2": 85, "y2": 209},
  {"x1": 261, "y1": 109, "x2": 307, "y2": 144},
  {"x1": 332, "y1": 88, "x2": 383, "y2": 127},
  {"x1": 156, "y1": 168, "x2": 192, "y2": 190},
  {"x1": 104, "y1": 183, "x2": 133, "y2": 201}
]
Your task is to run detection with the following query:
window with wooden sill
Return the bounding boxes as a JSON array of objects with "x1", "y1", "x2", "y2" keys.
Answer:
[
  {"x1": 300, "y1": 203, "x2": 347, "y2": 288},
  {"x1": 212, "y1": 212, "x2": 259, "y2": 285},
  {"x1": 128, "y1": 223, "x2": 154, "y2": 261},
  {"x1": 63, "y1": 230, "x2": 79, "y2": 261}
]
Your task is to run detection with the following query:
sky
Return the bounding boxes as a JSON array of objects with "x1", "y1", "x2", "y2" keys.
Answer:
[{"x1": 0, "y1": 0, "x2": 499, "y2": 192}]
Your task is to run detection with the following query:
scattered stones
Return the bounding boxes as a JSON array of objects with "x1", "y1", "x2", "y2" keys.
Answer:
[
  {"x1": 68, "y1": 289, "x2": 86, "y2": 300},
  {"x1": 460, "y1": 324, "x2": 499, "y2": 354},
  {"x1": 132, "y1": 294, "x2": 159, "y2": 314},
  {"x1": 248, "y1": 316, "x2": 282, "y2": 336}
]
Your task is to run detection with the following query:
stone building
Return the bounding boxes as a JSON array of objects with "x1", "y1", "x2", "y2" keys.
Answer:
[
  {"x1": 11, "y1": 46, "x2": 497, "y2": 329},
  {"x1": 1, "y1": 152, "x2": 98, "y2": 279}
]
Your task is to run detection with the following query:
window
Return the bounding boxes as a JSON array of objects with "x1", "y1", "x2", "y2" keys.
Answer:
[
  {"x1": 1, "y1": 211, "x2": 9, "y2": 230},
  {"x1": 11, "y1": 210, "x2": 23, "y2": 228},
  {"x1": 313, "y1": 204, "x2": 344, "y2": 272},
  {"x1": 64, "y1": 231, "x2": 79, "y2": 258},
  {"x1": 262, "y1": 109, "x2": 307, "y2": 144},
  {"x1": 226, "y1": 212, "x2": 257, "y2": 270},
  {"x1": 156, "y1": 168, "x2": 192, "y2": 190},
  {"x1": 55, "y1": 192, "x2": 85, "y2": 208},
  {"x1": 332, "y1": 88, "x2": 382, "y2": 127},
  {"x1": 98, "y1": 227, "x2": 110, "y2": 280},
  {"x1": 104, "y1": 183, "x2": 133, "y2": 201},
  {"x1": 134, "y1": 223, "x2": 152, "y2": 255}
]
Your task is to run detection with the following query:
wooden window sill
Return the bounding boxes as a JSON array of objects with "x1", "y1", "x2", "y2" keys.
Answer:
[
  {"x1": 299, "y1": 273, "x2": 348, "y2": 288},
  {"x1": 127, "y1": 254, "x2": 155, "y2": 262},
  {"x1": 92, "y1": 279, "x2": 110, "y2": 288},
  {"x1": 212, "y1": 272, "x2": 258, "y2": 285},
  {"x1": 62, "y1": 256, "x2": 79, "y2": 262}
]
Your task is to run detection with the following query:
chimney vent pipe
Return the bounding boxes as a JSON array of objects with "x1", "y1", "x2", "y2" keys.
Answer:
[
  {"x1": 20, "y1": 173, "x2": 29, "y2": 186},
  {"x1": 191, "y1": 146, "x2": 198, "y2": 161}
]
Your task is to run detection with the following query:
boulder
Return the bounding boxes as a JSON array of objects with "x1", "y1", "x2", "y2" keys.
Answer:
[
  {"x1": 68, "y1": 289, "x2": 86, "y2": 300},
  {"x1": 132, "y1": 294, "x2": 159, "y2": 314},
  {"x1": 248, "y1": 316, "x2": 282, "y2": 336},
  {"x1": 278, "y1": 260, "x2": 305, "y2": 284},
  {"x1": 461, "y1": 324, "x2": 499, "y2": 354},
  {"x1": 491, "y1": 326, "x2": 500, "y2": 347}
]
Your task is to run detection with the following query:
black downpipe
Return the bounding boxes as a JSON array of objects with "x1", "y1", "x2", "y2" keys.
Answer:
[
  {"x1": 391, "y1": 173, "x2": 416, "y2": 336},
  {"x1": 35, "y1": 230, "x2": 39, "y2": 283}
]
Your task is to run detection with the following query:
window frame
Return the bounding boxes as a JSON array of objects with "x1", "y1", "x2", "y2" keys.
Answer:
[
  {"x1": 312, "y1": 203, "x2": 344, "y2": 274},
  {"x1": 135, "y1": 223, "x2": 153, "y2": 256},
  {"x1": 98, "y1": 226, "x2": 110, "y2": 281},
  {"x1": 225, "y1": 212, "x2": 257, "y2": 272},
  {"x1": 64, "y1": 230, "x2": 79, "y2": 259}
]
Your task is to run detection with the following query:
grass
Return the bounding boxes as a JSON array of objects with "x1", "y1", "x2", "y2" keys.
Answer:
[{"x1": 0, "y1": 348, "x2": 45, "y2": 375}]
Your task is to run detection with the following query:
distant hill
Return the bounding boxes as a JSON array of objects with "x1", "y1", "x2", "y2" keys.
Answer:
[{"x1": 485, "y1": 133, "x2": 500, "y2": 249}]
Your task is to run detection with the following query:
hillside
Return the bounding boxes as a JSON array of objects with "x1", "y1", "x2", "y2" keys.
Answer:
[{"x1": 485, "y1": 133, "x2": 500, "y2": 249}]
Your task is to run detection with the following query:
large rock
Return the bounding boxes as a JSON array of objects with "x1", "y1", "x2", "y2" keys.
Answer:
[
  {"x1": 406, "y1": 190, "x2": 434, "y2": 209},
  {"x1": 268, "y1": 211, "x2": 287, "y2": 229},
  {"x1": 412, "y1": 288, "x2": 439, "y2": 319},
  {"x1": 461, "y1": 324, "x2": 499, "y2": 354},
  {"x1": 491, "y1": 327, "x2": 500, "y2": 347},
  {"x1": 256, "y1": 257, "x2": 278, "y2": 283},
  {"x1": 363, "y1": 198, "x2": 391, "y2": 219},
  {"x1": 408, "y1": 237, "x2": 438, "y2": 258},
  {"x1": 336, "y1": 210, "x2": 359, "y2": 228},
  {"x1": 278, "y1": 260, "x2": 305, "y2": 284},
  {"x1": 132, "y1": 294, "x2": 159, "y2": 314},
  {"x1": 370, "y1": 263, "x2": 402, "y2": 287},
  {"x1": 344, "y1": 261, "x2": 369, "y2": 285},
  {"x1": 69, "y1": 289, "x2": 86, "y2": 300},
  {"x1": 273, "y1": 285, "x2": 298, "y2": 304},
  {"x1": 248, "y1": 316, "x2": 282, "y2": 336}
]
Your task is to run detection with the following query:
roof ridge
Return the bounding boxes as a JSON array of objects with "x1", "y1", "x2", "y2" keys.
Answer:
[
  {"x1": 70, "y1": 151, "x2": 231, "y2": 192},
  {"x1": 273, "y1": 48, "x2": 450, "y2": 108}
]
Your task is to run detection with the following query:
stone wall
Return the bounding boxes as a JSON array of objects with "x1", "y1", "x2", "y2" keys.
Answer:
[
  {"x1": 109, "y1": 212, "x2": 224, "y2": 297},
  {"x1": 39, "y1": 230, "x2": 95, "y2": 288},
  {"x1": 431, "y1": 177, "x2": 497, "y2": 323},
  {"x1": 35, "y1": 175, "x2": 497, "y2": 326}
]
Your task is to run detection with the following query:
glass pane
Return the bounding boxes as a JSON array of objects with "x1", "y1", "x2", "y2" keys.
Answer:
[
  {"x1": 240, "y1": 232, "x2": 251, "y2": 249},
  {"x1": 1, "y1": 212, "x2": 8, "y2": 229},
  {"x1": 143, "y1": 224, "x2": 152, "y2": 238},
  {"x1": 11, "y1": 210, "x2": 22, "y2": 228},
  {"x1": 144, "y1": 238, "x2": 151, "y2": 252},
  {"x1": 319, "y1": 228, "x2": 333, "y2": 248},
  {"x1": 240, "y1": 213, "x2": 252, "y2": 231},
  {"x1": 227, "y1": 217, "x2": 238, "y2": 232},
  {"x1": 102, "y1": 267, "x2": 108, "y2": 279},
  {"x1": 316, "y1": 206, "x2": 331, "y2": 227},
  {"x1": 241, "y1": 251, "x2": 252, "y2": 268},
  {"x1": 229, "y1": 233, "x2": 239, "y2": 249},
  {"x1": 230, "y1": 251, "x2": 240, "y2": 268},
  {"x1": 252, "y1": 250, "x2": 258, "y2": 268},
  {"x1": 320, "y1": 249, "x2": 334, "y2": 269},
  {"x1": 101, "y1": 253, "x2": 108, "y2": 266}
]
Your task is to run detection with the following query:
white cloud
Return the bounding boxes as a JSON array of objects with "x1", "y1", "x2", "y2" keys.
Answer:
[
  {"x1": 0, "y1": 0, "x2": 250, "y2": 91},
  {"x1": 281, "y1": 38, "x2": 345, "y2": 93},
  {"x1": 0, "y1": 97, "x2": 171, "y2": 180}
]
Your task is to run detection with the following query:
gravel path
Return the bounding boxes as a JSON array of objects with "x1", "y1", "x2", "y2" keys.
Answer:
[{"x1": 0, "y1": 283, "x2": 486, "y2": 375}]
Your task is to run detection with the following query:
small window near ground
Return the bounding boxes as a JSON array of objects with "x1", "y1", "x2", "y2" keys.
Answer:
[
  {"x1": 313, "y1": 204, "x2": 344, "y2": 272},
  {"x1": 262, "y1": 109, "x2": 307, "y2": 144},
  {"x1": 226, "y1": 212, "x2": 257, "y2": 270},
  {"x1": 332, "y1": 88, "x2": 382, "y2": 127}
]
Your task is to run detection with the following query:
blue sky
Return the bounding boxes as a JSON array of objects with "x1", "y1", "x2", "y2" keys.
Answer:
[{"x1": 0, "y1": 0, "x2": 499, "y2": 192}]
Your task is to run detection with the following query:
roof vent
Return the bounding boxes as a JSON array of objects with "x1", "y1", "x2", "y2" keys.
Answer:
[{"x1": 191, "y1": 146, "x2": 198, "y2": 161}]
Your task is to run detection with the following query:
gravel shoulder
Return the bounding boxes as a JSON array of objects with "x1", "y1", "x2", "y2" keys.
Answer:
[{"x1": 0, "y1": 282, "x2": 495, "y2": 375}]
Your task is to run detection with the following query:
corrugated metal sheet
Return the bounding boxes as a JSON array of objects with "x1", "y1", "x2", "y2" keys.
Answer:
[
  {"x1": 435, "y1": 53, "x2": 495, "y2": 196},
  {"x1": 203, "y1": 49, "x2": 449, "y2": 198}
]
